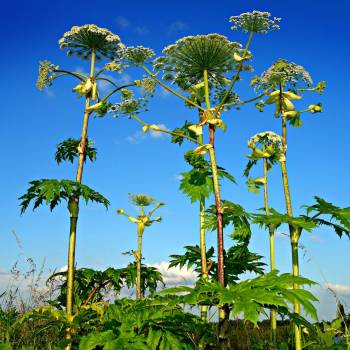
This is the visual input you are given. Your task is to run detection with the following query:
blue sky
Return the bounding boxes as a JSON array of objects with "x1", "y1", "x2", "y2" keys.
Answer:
[{"x1": 1, "y1": 0, "x2": 350, "y2": 319}]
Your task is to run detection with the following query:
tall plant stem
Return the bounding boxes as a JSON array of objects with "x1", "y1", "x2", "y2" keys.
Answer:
[
  {"x1": 66, "y1": 48, "x2": 96, "y2": 320},
  {"x1": 263, "y1": 158, "x2": 277, "y2": 348},
  {"x1": 203, "y1": 70, "x2": 224, "y2": 288},
  {"x1": 198, "y1": 113, "x2": 208, "y2": 319},
  {"x1": 279, "y1": 93, "x2": 302, "y2": 350},
  {"x1": 203, "y1": 71, "x2": 226, "y2": 328},
  {"x1": 136, "y1": 223, "x2": 144, "y2": 299}
]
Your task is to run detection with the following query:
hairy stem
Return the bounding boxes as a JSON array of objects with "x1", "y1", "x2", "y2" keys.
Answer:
[
  {"x1": 198, "y1": 117, "x2": 208, "y2": 320},
  {"x1": 136, "y1": 223, "x2": 144, "y2": 299},
  {"x1": 279, "y1": 85, "x2": 302, "y2": 350},
  {"x1": 203, "y1": 70, "x2": 225, "y2": 324},
  {"x1": 66, "y1": 214, "x2": 78, "y2": 319},
  {"x1": 263, "y1": 158, "x2": 277, "y2": 347},
  {"x1": 66, "y1": 48, "x2": 96, "y2": 320},
  {"x1": 54, "y1": 69, "x2": 86, "y2": 81},
  {"x1": 207, "y1": 132, "x2": 224, "y2": 286}
]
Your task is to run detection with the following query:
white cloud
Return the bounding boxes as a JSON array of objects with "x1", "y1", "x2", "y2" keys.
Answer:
[
  {"x1": 175, "y1": 174, "x2": 183, "y2": 181},
  {"x1": 126, "y1": 131, "x2": 147, "y2": 144},
  {"x1": 116, "y1": 73, "x2": 132, "y2": 85},
  {"x1": 116, "y1": 16, "x2": 131, "y2": 29},
  {"x1": 58, "y1": 265, "x2": 67, "y2": 273},
  {"x1": 44, "y1": 89, "x2": 55, "y2": 98},
  {"x1": 149, "y1": 261, "x2": 197, "y2": 287},
  {"x1": 150, "y1": 124, "x2": 169, "y2": 139},
  {"x1": 116, "y1": 16, "x2": 150, "y2": 35},
  {"x1": 134, "y1": 26, "x2": 150, "y2": 35},
  {"x1": 324, "y1": 283, "x2": 350, "y2": 295},
  {"x1": 158, "y1": 88, "x2": 171, "y2": 99},
  {"x1": 75, "y1": 66, "x2": 88, "y2": 75},
  {"x1": 168, "y1": 21, "x2": 189, "y2": 33}
]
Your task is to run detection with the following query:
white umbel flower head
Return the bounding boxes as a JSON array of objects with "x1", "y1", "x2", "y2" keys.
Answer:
[
  {"x1": 255, "y1": 59, "x2": 313, "y2": 89},
  {"x1": 230, "y1": 11, "x2": 281, "y2": 34},
  {"x1": 123, "y1": 46, "x2": 155, "y2": 66},
  {"x1": 248, "y1": 131, "x2": 282, "y2": 148},
  {"x1": 59, "y1": 24, "x2": 124, "y2": 60},
  {"x1": 153, "y1": 34, "x2": 246, "y2": 89}
]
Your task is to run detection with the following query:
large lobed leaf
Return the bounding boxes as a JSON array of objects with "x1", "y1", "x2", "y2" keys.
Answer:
[
  {"x1": 19, "y1": 179, "x2": 109, "y2": 213},
  {"x1": 160, "y1": 270, "x2": 318, "y2": 325},
  {"x1": 55, "y1": 138, "x2": 97, "y2": 164}
]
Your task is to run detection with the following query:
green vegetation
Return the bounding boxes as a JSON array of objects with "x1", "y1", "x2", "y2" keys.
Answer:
[{"x1": 1, "y1": 10, "x2": 350, "y2": 350}]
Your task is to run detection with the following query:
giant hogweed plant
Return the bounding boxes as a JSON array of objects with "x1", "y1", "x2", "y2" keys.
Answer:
[
  {"x1": 244, "y1": 131, "x2": 283, "y2": 346},
  {"x1": 114, "y1": 12, "x2": 281, "y2": 300},
  {"x1": 19, "y1": 24, "x2": 153, "y2": 349},
  {"x1": 250, "y1": 59, "x2": 327, "y2": 349},
  {"x1": 252, "y1": 198, "x2": 350, "y2": 350},
  {"x1": 31, "y1": 24, "x2": 132, "y2": 320},
  {"x1": 117, "y1": 194, "x2": 164, "y2": 299},
  {"x1": 25, "y1": 24, "x2": 154, "y2": 319}
]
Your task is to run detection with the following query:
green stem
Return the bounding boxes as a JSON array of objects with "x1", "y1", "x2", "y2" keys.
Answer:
[
  {"x1": 203, "y1": 70, "x2": 225, "y2": 323},
  {"x1": 66, "y1": 48, "x2": 96, "y2": 323},
  {"x1": 279, "y1": 85, "x2": 302, "y2": 350},
  {"x1": 142, "y1": 65, "x2": 205, "y2": 111},
  {"x1": 223, "y1": 88, "x2": 271, "y2": 108},
  {"x1": 54, "y1": 69, "x2": 86, "y2": 81},
  {"x1": 217, "y1": 31, "x2": 254, "y2": 111},
  {"x1": 96, "y1": 77, "x2": 118, "y2": 88},
  {"x1": 203, "y1": 69, "x2": 211, "y2": 109},
  {"x1": 198, "y1": 119, "x2": 208, "y2": 320},
  {"x1": 66, "y1": 213, "x2": 78, "y2": 319},
  {"x1": 101, "y1": 83, "x2": 136, "y2": 103},
  {"x1": 263, "y1": 158, "x2": 277, "y2": 348},
  {"x1": 136, "y1": 224, "x2": 144, "y2": 300},
  {"x1": 207, "y1": 138, "x2": 224, "y2": 286}
]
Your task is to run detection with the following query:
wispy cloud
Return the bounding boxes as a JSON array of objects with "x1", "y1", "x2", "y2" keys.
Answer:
[
  {"x1": 134, "y1": 26, "x2": 150, "y2": 35},
  {"x1": 168, "y1": 21, "x2": 189, "y2": 34},
  {"x1": 116, "y1": 73, "x2": 132, "y2": 85},
  {"x1": 126, "y1": 131, "x2": 147, "y2": 144},
  {"x1": 116, "y1": 16, "x2": 150, "y2": 35},
  {"x1": 158, "y1": 88, "x2": 171, "y2": 99},
  {"x1": 324, "y1": 283, "x2": 350, "y2": 295},
  {"x1": 308, "y1": 234, "x2": 324, "y2": 243},
  {"x1": 174, "y1": 174, "x2": 183, "y2": 181},
  {"x1": 44, "y1": 89, "x2": 55, "y2": 98},
  {"x1": 116, "y1": 16, "x2": 131, "y2": 29}
]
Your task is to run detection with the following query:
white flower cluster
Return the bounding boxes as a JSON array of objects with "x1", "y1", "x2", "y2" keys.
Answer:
[
  {"x1": 154, "y1": 34, "x2": 243, "y2": 89},
  {"x1": 123, "y1": 46, "x2": 155, "y2": 66},
  {"x1": 230, "y1": 11, "x2": 281, "y2": 34},
  {"x1": 259, "y1": 59, "x2": 312, "y2": 87},
  {"x1": 162, "y1": 33, "x2": 239, "y2": 54},
  {"x1": 248, "y1": 131, "x2": 282, "y2": 148},
  {"x1": 58, "y1": 24, "x2": 124, "y2": 60},
  {"x1": 59, "y1": 24, "x2": 122, "y2": 47},
  {"x1": 36, "y1": 60, "x2": 58, "y2": 90}
]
